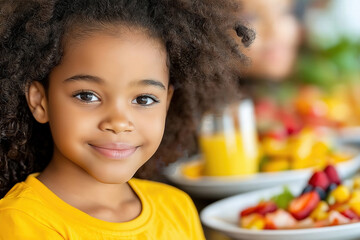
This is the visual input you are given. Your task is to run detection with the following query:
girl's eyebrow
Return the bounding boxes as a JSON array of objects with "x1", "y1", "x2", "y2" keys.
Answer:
[
  {"x1": 63, "y1": 74, "x2": 166, "y2": 90},
  {"x1": 135, "y1": 79, "x2": 166, "y2": 90},
  {"x1": 63, "y1": 74, "x2": 104, "y2": 84}
]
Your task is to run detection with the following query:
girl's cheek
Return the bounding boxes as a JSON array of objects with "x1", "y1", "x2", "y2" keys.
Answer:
[{"x1": 138, "y1": 110, "x2": 166, "y2": 138}]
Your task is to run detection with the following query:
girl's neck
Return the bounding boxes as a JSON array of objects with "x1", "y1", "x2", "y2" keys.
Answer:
[{"x1": 37, "y1": 153, "x2": 142, "y2": 222}]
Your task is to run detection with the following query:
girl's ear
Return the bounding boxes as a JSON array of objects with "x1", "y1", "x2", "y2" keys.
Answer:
[
  {"x1": 25, "y1": 81, "x2": 49, "y2": 123},
  {"x1": 166, "y1": 85, "x2": 174, "y2": 111}
]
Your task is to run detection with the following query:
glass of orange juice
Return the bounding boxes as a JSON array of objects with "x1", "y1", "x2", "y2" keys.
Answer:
[{"x1": 199, "y1": 99, "x2": 259, "y2": 176}]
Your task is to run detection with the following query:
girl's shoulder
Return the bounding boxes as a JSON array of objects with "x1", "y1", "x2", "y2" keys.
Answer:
[
  {"x1": 0, "y1": 173, "x2": 43, "y2": 209},
  {"x1": 0, "y1": 173, "x2": 58, "y2": 233}
]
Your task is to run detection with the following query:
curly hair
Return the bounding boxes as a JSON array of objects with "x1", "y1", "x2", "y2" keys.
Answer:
[{"x1": 0, "y1": 0, "x2": 254, "y2": 197}]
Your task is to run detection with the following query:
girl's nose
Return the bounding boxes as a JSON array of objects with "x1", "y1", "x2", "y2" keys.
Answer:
[{"x1": 98, "y1": 107, "x2": 135, "y2": 134}]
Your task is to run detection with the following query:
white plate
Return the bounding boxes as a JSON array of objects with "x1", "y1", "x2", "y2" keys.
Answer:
[
  {"x1": 338, "y1": 127, "x2": 360, "y2": 144},
  {"x1": 163, "y1": 147, "x2": 360, "y2": 198},
  {"x1": 200, "y1": 182, "x2": 360, "y2": 240}
]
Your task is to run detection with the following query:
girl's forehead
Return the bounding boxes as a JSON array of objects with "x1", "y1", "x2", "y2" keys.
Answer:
[
  {"x1": 50, "y1": 27, "x2": 169, "y2": 87},
  {"x1": 63, "y1": 23, "x2": 163, "y2": 50},
  {"x1": 59, "y1": 25, "x2": 169, "y2": 70}
]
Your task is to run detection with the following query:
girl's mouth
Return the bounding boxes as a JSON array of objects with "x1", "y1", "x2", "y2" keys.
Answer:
[{"x1": 89, "y1": 143, "x2": 138, "y2": 159}]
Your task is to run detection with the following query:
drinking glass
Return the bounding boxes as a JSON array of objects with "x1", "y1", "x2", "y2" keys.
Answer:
[{"x1": 199, "y1": 99, "x2": 259, "y2": 176}]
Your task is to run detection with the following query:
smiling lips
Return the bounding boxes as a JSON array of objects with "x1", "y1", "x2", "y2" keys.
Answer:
[{"x1": 90, "y1": 143, "x2": 138, "y2": 159}]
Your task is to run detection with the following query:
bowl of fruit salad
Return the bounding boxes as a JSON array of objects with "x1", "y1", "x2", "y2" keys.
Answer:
[{"x1": 201, "y1": 165, "x2": 360, "y2": 240}]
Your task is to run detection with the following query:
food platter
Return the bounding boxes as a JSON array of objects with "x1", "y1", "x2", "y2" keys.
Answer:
[
  {"x1": 200, "y1": 182, "x2": 360, "y2": 240},
  {"x1": 163, "y1": 147, "x2": 360, "y2": 198}
]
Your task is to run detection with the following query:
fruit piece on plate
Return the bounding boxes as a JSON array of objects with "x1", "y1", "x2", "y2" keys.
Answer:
[
  {"x1": 290, "y1": 128, "x2": 316, "y2": 163},
  {"x1": 264, "y1": 209, "x2": 297, "y2": 229},
  {"x1": 340, "y1": 208, "x2": 359, "y2": 220},
  {"x1": 240, "y1": 213, "x2": 266, "y2": 230},
  {"x1": 324, "y1": 165, "x2": 341, "y2": 185},
  {"x1": 181, "y1": 160, "x2": 204, "y2": 178},
  {"x1": 349, "y1": 201, "x2": 360, "y2": 217},
  {"x1": 240, "y1": 201, "x2": 278, "y2": 217},
  {"x1": 288, "y1": 191, "x2": 320, "y2": 220},
  {"x1": 328, "y1": 210, "x2": 351, "y2": 225},
  {"x1": 295, "y1": 217, "x2": 316, "y2": 228},
  {"x1": 301, "y1": 185, "x2": 314, "y2": 195},
  {"x1": 261, "y1": 158, "x2": 290, "y2": 172},
  {"x1": 349, "y1": 190, "x2": 360, "y2": 203},
  {"x1": 265, "y1": 127, "x2": 288, "y2": 141},
  {"x1": 313, "y1": 219, "x2": 330, "y2": 228},
  {"x1": 327, "y1": 183, "x2": 338, "y2": 194},
  {"x1": 240, "y1": 205, "x2": 259, "y2": 218},
  {"x1": 277, "y1": 109, "x2": 303, "y2": 136},
  {"x1": 331, "y1": 150, "x2": 353, "y2": 163},
  {"x1": 264, "y1": 216, "x2": 277, "y2": 230},
  {"x1": 330, "y1": 185, "x2": 350, "y2": 203},
  {"x1": 310, "y1": 141, "x2": 330, "y2": 158},
  {"x1": 270, "y1": 186, "x2": 294, "y2": 209},
  {"x1": 313, "y1": 186, "x2": 327, "y2": 200},
  {"x1": 261, "y1": 136, "x2": 288, "y2": 157},
  {"x1": 310, "y1": 201, "x2": 329, "y2": 221},
  {"x1": 308, "y1": 171, "x2": 330, "y2": 190}
]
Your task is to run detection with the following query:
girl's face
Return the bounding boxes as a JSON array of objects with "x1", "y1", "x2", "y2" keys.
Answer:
[
  {"x1": 240, "y1": 0, "x2": 300, "y2": 80},
  {"x1": 29, "y1": 28, "x2": 172, "y2": 184}
]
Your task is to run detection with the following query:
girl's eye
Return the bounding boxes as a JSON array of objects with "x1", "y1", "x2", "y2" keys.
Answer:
[
  {"x1": 73, "y1": 91, "x2": 100, "y2": 103},
  {"x1": 132, "y1": 95, "x2": 159, "y2": 106}
]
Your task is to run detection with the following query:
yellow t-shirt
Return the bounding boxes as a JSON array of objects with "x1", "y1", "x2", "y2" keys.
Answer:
[{"x1": 0, "y1": 174, "x2": 205, "y2": 239}]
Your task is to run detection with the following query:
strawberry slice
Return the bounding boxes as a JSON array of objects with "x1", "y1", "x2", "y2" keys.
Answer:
[
  {"x1": 340, "y1": 209, "x2": 359, "y2": 220},
  {"x1": 264, "y1": 217, "x2": 277, "y2": 230},
  {"x1": 240, "y1": 201, "x2": 278, "y2": 217},
  {"x1": 308, "y1": 171, "x2": 330, "y2": 190},
  {"x1": 240, "y1": 206, "x2": 259, "y2": 217},
  {"x1": 324, "y1": 165, "x2": 341, "y2": 185},
  {"x1": 256, "y1": 201, "x2": 278, "y2": 215},
  {"x1": 288, "y1": 191, "x2": 320, "y2": 220}
]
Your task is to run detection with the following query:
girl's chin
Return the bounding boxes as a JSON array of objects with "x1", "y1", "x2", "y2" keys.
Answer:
[{"x1": 88, "y1": 169, "x2": 136, "y2": 184}]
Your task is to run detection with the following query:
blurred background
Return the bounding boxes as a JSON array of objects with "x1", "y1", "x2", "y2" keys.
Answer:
[
  {"x1": 234, "y1": 0, "x2": 360, "y2": 175},
  {"x1": 163, "y1": 0, "x2": 360, "y2": 239},
  {"x1": 176, "y1": 0, "x2": 360, "y2": 181}
]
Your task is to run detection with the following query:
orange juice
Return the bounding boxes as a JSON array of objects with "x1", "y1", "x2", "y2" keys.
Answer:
[{"x1": 199, "y1": 131, "x2": 258, "y2": 176}]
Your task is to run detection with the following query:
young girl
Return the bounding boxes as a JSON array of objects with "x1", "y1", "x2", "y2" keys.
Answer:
[{"x1": 0, "y1": 0, "x2": 253, "y2": 239}]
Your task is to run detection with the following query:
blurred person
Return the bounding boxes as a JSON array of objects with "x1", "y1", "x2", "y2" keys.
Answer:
[
  {"x1": 238, "y1": 0, "x2": 302, "y2": 83},
  {"x1": 229, "y1": 0, "x2": 303, "y2": 137}
]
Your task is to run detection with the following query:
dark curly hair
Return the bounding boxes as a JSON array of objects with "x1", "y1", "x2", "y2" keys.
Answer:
[{"x1": 0, "y1": 0, "x2": 254, "y2": 197}]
